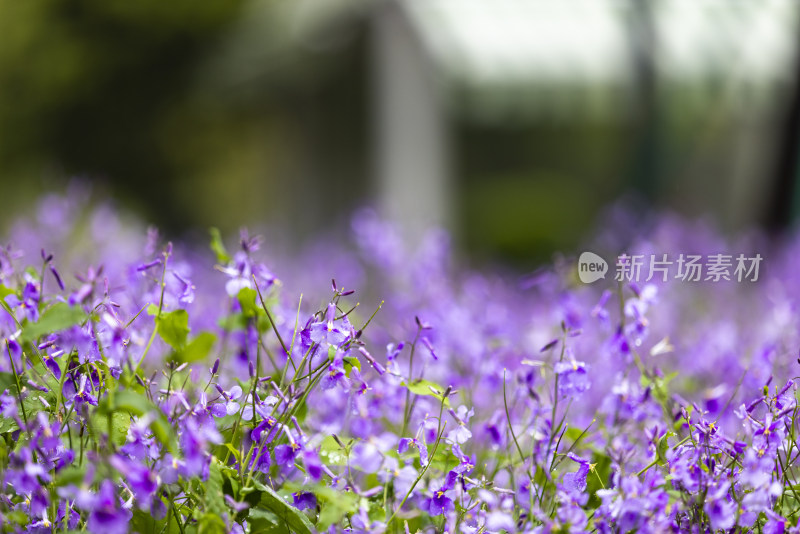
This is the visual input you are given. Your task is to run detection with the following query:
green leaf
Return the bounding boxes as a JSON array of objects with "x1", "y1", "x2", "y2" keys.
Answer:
[
  {"x1": 319, "y1": 435, "x2": 348, "y2": 466},
  {"x1": 217, "y1": 313, "x2": 249, "y2": 332},
  {"x1": 343, "y1": 355, "x2": 361, "y2": 376},
  {"x1": 249, "y1": 480, "x2": 314, "y2": 534},
  {"x1": 205, "y1": 460, "x2": 229, "y2": 521},
  {"x1": 20, "y1": 391, "x2": 47, "y2": 423},
  {"x1": 0, "y1": 372, "x2": 16, "y2": 394},
  {"x1": 427, "y1": 446, "x2": 458, "y2": 473},
  {"x1": 171, "y1": 332, "x2": 216, "y2": 364},
  {"x1": 157, "y1": 309, "x2": 190, "y2": 350},
  {"x1": 586, "y1": 453, "x2": 612, "y2": 509},
  {"x1": 401, "y1": 379, "x2": 451, "y2": 407},
  {"x1": 54, "y1": 465, "x2": 87, "y2": 487},
  {"x1": 100, "y1": 389, "x2": 151, "y2": 415},
  {"x1": 247, "y1": 508, "x2": 285, "y2": 533},
  {"x1": 564, "y1": 427, "x2": 584, "y2": 443},
  {"x1": 197, "y1": 512, "x2": 228, "y2": 534},
  {"x1": 210, "y1": 228, "x2": 232, "y2": 264},
  {"x1": 0, "y1": 285, "x2": 15, "y2": 300},
  {"x1": 223, "y1": 443, "x2": 241, "y2": 462},
  {"x1": 22, "y1": 302, "x2": 85, "y2": 342},
  {"x1": 309, "y1": 484, "x2": 358, "y2": 530},
  {"x1": 90, "y1": 412, "x2": 130, "y2": 447},
  {"x1": 108, "y1": 412, "x2": 132, "y2": 447},
  {"x1": 131, "y1": 508, "x2": 166, "y2": 534},
  {"x1": 4, "y1": 509, "x2": 29, "y2": 526},
  {"x1": 0, "y1": 416, "x2": 19, "y2": 434},
  {"x1": 656, "y1": 432, "x2": 675, "y2": 466},
  {"x1": 237, "y1": 287, "x2": 259, "y2": 317}
]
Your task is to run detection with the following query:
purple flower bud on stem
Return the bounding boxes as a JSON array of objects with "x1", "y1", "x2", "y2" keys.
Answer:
[
  {"x1": 358, "y1": 347, "x2": 385, "y2": 375},
  {"x1": 136, "y1": 259, "x2": 162, "y2": 272},
  {"x1": 50, "y1": 265, "x2": 65, "y2": 290}
]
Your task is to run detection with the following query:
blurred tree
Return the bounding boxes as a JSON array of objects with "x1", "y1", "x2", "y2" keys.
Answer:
[{"x1": 0, "y1": 0, "x2": 245, "y2": 228}]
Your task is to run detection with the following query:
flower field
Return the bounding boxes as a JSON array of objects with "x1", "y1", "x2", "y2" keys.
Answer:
[{"x1": 2, "y1": 193, "x2": 800, "y2": 533}]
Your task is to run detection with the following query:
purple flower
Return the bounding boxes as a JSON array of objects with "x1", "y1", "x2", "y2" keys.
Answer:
[
  {"x1": 215, "y1": 384, "x2": 244, "y2": 416},
  {"x1": 85, "y1": 480, "x2": 133, "y2": 534},
  {"x1": 704, "y1": 482, "x2": 735, "y2": 531},
  {"x1": 420, "y1": 336, "x2": 437, "y2": 360},
  {"x1": 71, "y1": 375, "x2": 98, "y2": 407},
  {"x1": 29, "y1": 510, "x2": 55, "y2": 533},
  {"x1": 4, "y1": 334, "x2": 22, "y2": 370},
  {"x1": 447, "y1": 405, "x2": 474, "y2": 444},
  {"x1": 110, "y1": 455, "x2": 159, "y2": 510},
  {"x1": 398, "y1": 438, "x2": 428, "y2": 467},
  {"x1": 180, "y1": 416, "x2": 222, "y2": 479},
  {"x1": 41, "y1": 349, "x2": 63, "y2": 379},
  {"x1": 69, "y1": 265, "x2": 102, "y2": 307},
  {"x1": 320, "y1": 353, "x2": 350, "y2": 391},
  {"x1": 195, "y1": 391, "x2": 227, "y2": 419},
  {"x1": 248, "y1": 445, "x2": 272, "y2": 474},
  {"x1": 251, "y1": 415, "x2": 278, "y2": 444},
  {"x1": 220, "y1": 250, "x2": 275, "y2": 297},
  {"x1": 764, "y1": 510, "x2": 787, "y2": 534},
  {"x1": 155, "y1": 454, "x2": 183, "y2": 485},
  {"x1": 34, "y1": 412, "x2": 61, "y2": 450},
  {"x1": 171, "y1": 271, "x2": 195, "y2": 305},
  {"x1": 753, "y1": 412, "x2": 784, "y2": 455},
  {"x1": 561, "y1": 453, "x2": 592, "y2": 497},
  {"x1": 121, "y1": 416, "x2": 160, "y2": 462},
  {"x1": 0, "y1": 389, "x2": 17, "y2": 418},
  {"x1": 292, "y1": 492, "x2": 317, "y2": 511},
  {"x1": 348, "y1": 505, "x2": 387, "y2": 533},
  {"x1": 309, "y1": 303, "x2": 349, "y2": 348},
  {"x1": 5, "y1": 279, "x2": 40, "y2": 322},
  {"x1": 5, "y1": 447, "x2": 51, "y2": 494},
  {"x1": 357, "y1": 346, "x2": 385, "y2": 375},
  {"x1": 303, "y1": 449, "x2": 323, "y2": 480},
  {"x1": 554, "y1": 358, "x2": 590, "y2": 398},
  {"x1": 426, "y1": 471, "x2": 458, "y2": 516},
  {"x1": 274, "y1": 443, "x2": 300, "y2": 469}
]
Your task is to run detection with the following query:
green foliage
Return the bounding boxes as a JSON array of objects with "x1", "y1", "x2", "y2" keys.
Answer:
[
  {"x1": 243, "y1": 480, "x2": 315, "y2": 534},
  {"x1": 312, "y1": 484, "x2": 359, "y2": 530},
  {"x1": 656, "y1": 432, "x2": 675, "y2": 467},
  {"x1": 0, "y1": 372, "x2": 16, "y2": 394},
  {"x1": 172, "y1": 332, "x2": 217, "y2": 364},
  {"x1": 205, "y1": 460, "x2": 228, "y2": 520},
  {"x1": 0, "y1": 285, "x2": 15, "y2": 299},
  {"x1": 90, "y1": 412, "x2": 131, "y2": 447},
  {"x1": 247, "y1": 508, "x2": 285, "y2": 533},
  {"x1": 237, "y1": 287, "x2": 259, "y2": 317},
  {"x1": 319, "y1": 435, "x2": 348, "y2": 466},
  {"x1": 401, "y1": 378, "x2": 451, "y2": 408},
  {"x1": 157, "y1": 309, "x2": 190, "y2": 350},
  {"x1": 585, "y1": 453, "x2": 612, "y2": 509},
  {"x1": 131, "y1": 506, "x2": 183, "y2": 534},
  {"x1": 22, "y1": 302, "x2": 85, "y2": 342},
  {"x1": 210, "y1": 228, "x2": 232, "y2": 264}
]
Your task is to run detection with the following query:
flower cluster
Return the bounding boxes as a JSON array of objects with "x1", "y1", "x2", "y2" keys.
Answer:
[{"x1": 1, "y1": 192, "x2": 800, "y2": 533}]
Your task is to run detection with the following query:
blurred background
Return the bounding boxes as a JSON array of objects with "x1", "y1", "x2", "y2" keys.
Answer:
[{"x1": 1, "y1": 0, "x2": 799, "y2": 265}]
